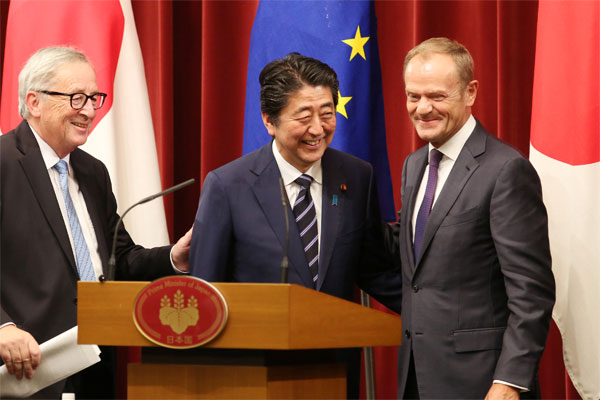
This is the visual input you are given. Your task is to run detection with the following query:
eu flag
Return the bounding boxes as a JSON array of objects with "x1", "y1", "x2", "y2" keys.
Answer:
[{"x1": 243, "y1": 0, "x2": 395, "y2": 221}]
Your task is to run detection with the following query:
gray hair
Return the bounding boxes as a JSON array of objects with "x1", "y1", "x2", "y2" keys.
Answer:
[
  {"x1": 18, "y1": 46, "x2": 90, "y2": 119},
  {"x1": 404, "y1": 37, "x2": 474, "y2": 89}
]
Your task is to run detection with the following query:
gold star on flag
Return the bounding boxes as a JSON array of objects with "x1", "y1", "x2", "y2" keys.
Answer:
[
  {"x1": 342, "y1": 26, "x2": 370, "y2": 61},
  {"x1": 336, "y1": 90, "x2": 352, "y2": 119}
]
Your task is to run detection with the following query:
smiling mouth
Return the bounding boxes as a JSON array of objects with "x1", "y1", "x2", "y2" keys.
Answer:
[
  {"x1": 416, "y1": 119, "x2": 441, "y2": 127},
  {"x1": 303, "y1": 139, "x2": 320, "y2": 146},
  {"x1": 72, "y1": 122, "x2": 88, "y2": 129}
]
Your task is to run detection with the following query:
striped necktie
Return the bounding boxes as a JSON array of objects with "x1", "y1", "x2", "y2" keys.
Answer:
[
  {"x1": 54, "y1": 160, "x2": 96, "y2": 281},
  {"x1": 292, "y1": 174, "x2": 319, "y2": 286}
]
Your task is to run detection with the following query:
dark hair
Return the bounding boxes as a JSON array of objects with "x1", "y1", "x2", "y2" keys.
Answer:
[{"x1": 259, "y1": 53, "x2": 339, "y2": 126}]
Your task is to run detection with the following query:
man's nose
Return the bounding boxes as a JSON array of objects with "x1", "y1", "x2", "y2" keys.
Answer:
[
  {"x1": 416, "y1": 97, "x2": 433, "y2": 115},
  {"x1": 307, "y1": 114, "x2": 325, "y2": 135},
  {"x1": 79, "y1": 97, "x2": 96, "y2": 119}
]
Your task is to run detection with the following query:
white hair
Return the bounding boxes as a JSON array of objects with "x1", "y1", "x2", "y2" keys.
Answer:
[{"x1": 18, "y1": 46, "x2": 90, "y2": 119}]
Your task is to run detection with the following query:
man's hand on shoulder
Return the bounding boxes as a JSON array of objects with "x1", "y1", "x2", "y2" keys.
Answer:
[
  {"x1": 0, "y1": 325, "x2": 41, "y2": 379},
  {"x1": 485, "y1": 383, "x2": 520, "y2": 400},
  {"x1": 171, "y1": 226, "x2": 193, "y2": 273}
]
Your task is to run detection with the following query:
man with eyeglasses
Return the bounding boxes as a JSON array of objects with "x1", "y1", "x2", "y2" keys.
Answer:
[{"x1": 0, "y1": 46, "x2": 192, "y2": 398}]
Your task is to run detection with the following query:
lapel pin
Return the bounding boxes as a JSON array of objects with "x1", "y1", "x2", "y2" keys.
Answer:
[
  {"x1": 340, "y1": 184, "x2": 347, "y2": 192},
  {"x1": 332, "y1": 194, "x2": 338, "y2": 206}
]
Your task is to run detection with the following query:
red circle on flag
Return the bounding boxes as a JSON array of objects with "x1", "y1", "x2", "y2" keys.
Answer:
[{"x1": 133, "y1": 276, "x2": 228, "y2": 349}]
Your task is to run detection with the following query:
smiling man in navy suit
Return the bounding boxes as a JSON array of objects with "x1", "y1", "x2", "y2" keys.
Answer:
[{"x1": 190, "y1": 53, "x2": 402, "y2": 398}]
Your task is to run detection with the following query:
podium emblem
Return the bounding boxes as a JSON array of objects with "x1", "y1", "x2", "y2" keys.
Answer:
[{"x1": 133, "y1": 276, "x2": 228, "y2": 348}]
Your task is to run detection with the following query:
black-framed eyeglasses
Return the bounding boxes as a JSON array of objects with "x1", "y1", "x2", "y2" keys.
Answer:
[{"x1": 39, "y1": 90, "x2": 108, "y2": 110}]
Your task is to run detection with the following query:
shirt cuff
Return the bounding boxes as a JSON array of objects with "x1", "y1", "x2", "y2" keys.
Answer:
[
  {"x1": 493, "y1": 380, "x2": 529, "y2": 392},
  {"x1": 0, "y1": 322, "x2": 16, "y2": 329},
  {"x1": 170, "y1": 246, "x2": 188, "y2": 274}
]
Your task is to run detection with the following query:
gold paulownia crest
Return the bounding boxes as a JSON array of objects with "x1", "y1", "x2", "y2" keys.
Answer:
[{"x1": 159, "y1": 290, "x2": 199, "y2": 334}]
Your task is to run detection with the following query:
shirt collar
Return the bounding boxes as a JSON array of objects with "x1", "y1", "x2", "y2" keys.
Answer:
[
  {"x1": 429, "y1": 114, "x2": 476, "y2": 161},
  {"x1": 29, "y1": 123, "x2": 71, "y2": 170},
  {"x1": 272, "y1": 139, "x2": 322, "y2": 186}
]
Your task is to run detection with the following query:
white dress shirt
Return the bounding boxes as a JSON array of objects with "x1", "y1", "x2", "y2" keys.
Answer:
[
  {"x1": 411, "y1": 115, "x2": 476, "y2": 240},
  {"x1": 30, "y1": 127, "x2": 102, "y2": 281},
  {"x1": 272, "y1": 140, "x2": 322, "y2": 255}
]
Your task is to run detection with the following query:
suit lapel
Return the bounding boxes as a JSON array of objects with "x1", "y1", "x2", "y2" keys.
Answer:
[
  {"x1": 415, "y1": 127, "x2": 485, "y2": 266},
  {"x1": 16, "y1": 123, "x2": 78, "y2": 274},
  {"x1": 318, "y1": 150, "x2": 342, "y2": 290},
  {"x1": 250, "y1": 144, "x2": 314, "y2": 287}
]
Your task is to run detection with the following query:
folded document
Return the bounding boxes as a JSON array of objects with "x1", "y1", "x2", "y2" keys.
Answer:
[{"x1": 0, "y1": 326, "x2": 101, "y2": 398}]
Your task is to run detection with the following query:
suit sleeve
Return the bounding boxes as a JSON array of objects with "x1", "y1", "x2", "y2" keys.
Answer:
[
  {"x1": 490, "y1": 157, "x2": 555, "y2": 388},
  {"x1": 189, "y1": 171, "x2": 233, "y2": 282},
  {"x1": 357, "y1": 164, "x2": 403, "y2": 313},
  {"x1": 97, "y1": 163, "x2": 173, "y2": 281},
  {"x1": 383, "y1": 156, "x2": 409, "y2": 270}
]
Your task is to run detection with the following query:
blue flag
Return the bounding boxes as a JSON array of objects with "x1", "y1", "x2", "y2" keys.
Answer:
[{"x1": 243, "y1": 0, "x2": 395, "y2": 220}]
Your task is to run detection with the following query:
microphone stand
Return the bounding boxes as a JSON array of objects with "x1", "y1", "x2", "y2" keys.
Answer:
[
  {"x1": 102, "y1": 178, "x2": 195, "y2": 282},
  {"x1": 279, "y1": 177, "x2": 290, "y2": 284}
]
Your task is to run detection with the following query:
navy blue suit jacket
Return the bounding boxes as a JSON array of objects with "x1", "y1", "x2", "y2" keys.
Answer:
[{"x1": 190, "y1": 142, "x2": 402, "y2": 310}]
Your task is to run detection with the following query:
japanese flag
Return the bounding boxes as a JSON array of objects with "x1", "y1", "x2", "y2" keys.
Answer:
[
  {"x1": 529, "y1": 1, "x2": 600, "y2": 398},
  {"x1": 0, "y1": 0, "x2": 168, "y2": 247}
]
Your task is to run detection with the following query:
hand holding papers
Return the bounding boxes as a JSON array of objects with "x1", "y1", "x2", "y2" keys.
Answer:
[{"x1": 0, "y1": 326, "x2": 100, "y2": 398}]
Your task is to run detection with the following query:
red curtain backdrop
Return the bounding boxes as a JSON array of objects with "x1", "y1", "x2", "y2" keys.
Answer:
[{"x1": 0, "y1": 1, "x2": 581, "y2": 398}]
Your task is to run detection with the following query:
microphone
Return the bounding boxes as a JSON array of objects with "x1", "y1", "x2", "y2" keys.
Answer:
[
  {"x1": 101, "y1": 178, "x2": 195, "y2": 282},
  {"x1": 279, "y1": 177, "x2": 290, "y2": 284}
]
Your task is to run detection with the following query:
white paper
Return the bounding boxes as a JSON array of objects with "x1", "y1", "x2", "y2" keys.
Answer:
[{"x1": 0, "y1": 326, "x2": 101, "y2": 398}]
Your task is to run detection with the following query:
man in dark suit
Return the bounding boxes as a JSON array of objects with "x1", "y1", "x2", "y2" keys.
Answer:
[
  {"x1": 389, "y1": 37, "x2": 555, "y2": 399},
  {"x1": 190, "y1": 53, "x2": 402, "y2": 398},
  {"x1": 0, "y1": 46, "x2": 192, "y2": 398}
]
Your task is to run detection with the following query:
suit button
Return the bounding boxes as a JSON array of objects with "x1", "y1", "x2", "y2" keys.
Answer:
[
  {"x1": 73, "y1": 298, "x2": 77, "y2": 305},
  {"x1": 412, "y1": 284, "x2": 420, "y2": 292},
  {"x1": 405, "y1": 330, "x2": 411, "y2": 339}
]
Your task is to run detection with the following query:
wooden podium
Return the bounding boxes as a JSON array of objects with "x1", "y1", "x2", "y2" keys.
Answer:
[{"x1": 77, "y1": 281, "x2": 401, "y2": 399}]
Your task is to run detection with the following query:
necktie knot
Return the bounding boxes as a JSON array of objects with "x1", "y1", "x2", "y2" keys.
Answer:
[
  {"x1": 295, "y1": 174, "x2": 313, "y2": 190},
  {"x1": 54, "y1": 160, "x2": 68, "y2": 176},
  {"x1": 429, "y1": 149, "x2": 443, "y2": 169}
]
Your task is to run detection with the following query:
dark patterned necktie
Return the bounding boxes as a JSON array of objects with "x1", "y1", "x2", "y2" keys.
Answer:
[
  {"x1": 293, "y1": 174, "x2": 319, "y2": 286},
  {"x1": 413, "y1": 149, "x2": 444, "y2": 260}
]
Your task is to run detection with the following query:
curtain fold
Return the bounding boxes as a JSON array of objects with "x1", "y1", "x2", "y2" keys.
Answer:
[{"x1": 132, "y1": 0, "x2": 175, "y2": 236}]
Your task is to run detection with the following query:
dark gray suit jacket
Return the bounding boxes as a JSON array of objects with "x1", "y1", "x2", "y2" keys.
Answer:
[
  {"x1": 0, "y1": 120, "x2": 173, "y2": 397},
  {"x1": 391, "y1": 121, "x2": 555, "y2": 398}
]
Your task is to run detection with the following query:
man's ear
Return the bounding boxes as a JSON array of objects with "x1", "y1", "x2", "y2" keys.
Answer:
[
  {"x1": 25, "y1": 91, "x2": 42, "y2": 118},
  {"x1": 262, "y1": 113, "x2": 276, "y2": 137},
  {"x1": 465, "y1": 80, "x2": 479, "y2": 107}
]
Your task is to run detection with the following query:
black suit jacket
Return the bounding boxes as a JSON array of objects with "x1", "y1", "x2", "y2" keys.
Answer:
[
  {"x1": 0, "y1": 120, "x2": 173, "y2": 397},
  {"x1": 390, "y1": 121, "x2": 555, "y2": 398}
]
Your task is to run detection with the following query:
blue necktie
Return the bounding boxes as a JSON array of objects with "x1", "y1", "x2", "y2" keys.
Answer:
[
  {"x1": 54, "y1": 160, "x2": 96, "y2": 281},
  {"x1": 293, "y1": 174, "x2": 319, "y2": 286},
  {"x1": 413, "y1": 149, "x2": 444, "y2": 260}
]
